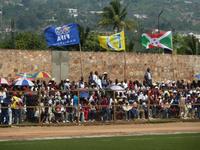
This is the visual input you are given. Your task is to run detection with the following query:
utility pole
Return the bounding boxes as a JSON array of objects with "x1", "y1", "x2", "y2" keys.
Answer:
[{"x1": 157, "y1": 9, "x2": 164, "y2": 32}]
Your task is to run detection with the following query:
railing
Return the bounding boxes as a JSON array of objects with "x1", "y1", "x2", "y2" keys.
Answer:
[{"x1": 0, "y1": 89, "x2": 200, "y2": 126}]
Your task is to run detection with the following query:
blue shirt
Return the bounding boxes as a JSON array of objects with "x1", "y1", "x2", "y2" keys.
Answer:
[{"x1": 73, "y1": 95, "x2": 79, "y2": 107}]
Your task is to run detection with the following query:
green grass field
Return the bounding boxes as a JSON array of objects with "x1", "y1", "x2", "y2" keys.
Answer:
[{"x1": 0, "y1": 133, "x2": 200, "y2": 150}]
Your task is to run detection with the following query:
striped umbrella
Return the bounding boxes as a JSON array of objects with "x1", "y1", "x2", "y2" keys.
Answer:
[
  {"x1": 33, "y1": 71, "x2": 51, "y2": 79},
  {"x1": 16, "y1": 73, "x2": 34, "y2": 80},
  {"x1": 15, "y1": 78, "x2": 34, "y2": 86},
  {"x1": 0, "y1": 78, "x2": 9, "y2": 85}
]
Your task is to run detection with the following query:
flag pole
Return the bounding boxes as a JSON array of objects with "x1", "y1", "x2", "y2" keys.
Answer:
[
  {"x1": 79, "y1": 43, "x2": 83, "y2": 78},
  {"x1": 123, "y1": 28, "x2": 127, "y2": 81},
  {"x1": 123, "y1": 49, "x2": 127, "y2": 81}
]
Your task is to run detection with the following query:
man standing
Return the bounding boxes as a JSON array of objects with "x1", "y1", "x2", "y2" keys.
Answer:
[{"x1": 144, "y1": 68, "x2": 153, "y2": 87}]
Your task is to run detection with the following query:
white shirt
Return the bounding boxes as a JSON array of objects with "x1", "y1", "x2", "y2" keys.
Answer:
[
  {"x1": 123, "y1": 82, "x2": 128, "y2": 89},
  {"x1": 92, "y1": 74, "x2": 98, "y2": 84},
  {"x1": 147, "y1": 72, "x2": 152, "y2": 80},
  {"x1": 97, "y1": 78, "x2": 102, "y2": 89}
]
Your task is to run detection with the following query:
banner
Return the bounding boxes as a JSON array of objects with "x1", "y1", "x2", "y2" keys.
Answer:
[
  {"x1": 44, "y1": 23, "x2": 80, "y2": 47},
  {"x1": 98, "y1": 31, "x2": 125, "y2": 51}
]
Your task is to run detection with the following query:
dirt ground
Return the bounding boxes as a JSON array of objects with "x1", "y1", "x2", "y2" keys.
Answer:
[{"x1": 0, "y1": 122, "x2": 200, "y2": 141}]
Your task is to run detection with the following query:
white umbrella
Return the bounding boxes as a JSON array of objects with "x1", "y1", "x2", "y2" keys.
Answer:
[
  {"x1": 108, "y1": 85, "x2": 125, "y2": 91},
  {"x1": 15, "y1": 78, "x2": 34, "y2": 86}
]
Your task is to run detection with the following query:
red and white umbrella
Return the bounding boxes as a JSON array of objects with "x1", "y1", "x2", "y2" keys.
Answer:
[{"x1": 0, "y1": 78, "x2": 9, "y2": 85}]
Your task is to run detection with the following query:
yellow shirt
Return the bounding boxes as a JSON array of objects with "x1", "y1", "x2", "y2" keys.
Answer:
[{"x1": 11, "y1": 96, "x2": 20, "y2": 109}]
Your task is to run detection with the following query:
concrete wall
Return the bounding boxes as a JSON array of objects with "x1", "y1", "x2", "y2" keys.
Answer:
[{"x1": 0, "y1": 49, "x2": 200, "y2": 82}]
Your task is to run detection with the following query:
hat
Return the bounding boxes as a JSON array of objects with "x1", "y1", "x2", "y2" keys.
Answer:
[
  {"x1": 118, "y1": 98, "x2": 123, "y2": 102},
  {"x1": 66, "y1": 79, "x2": 70, "y2": 82},
  {"x1": 103, "y1": 72, "x2": 108, "y2": 74},
  {"x1": 153, "y1": 83, "x2": 157, "y2": 86}
]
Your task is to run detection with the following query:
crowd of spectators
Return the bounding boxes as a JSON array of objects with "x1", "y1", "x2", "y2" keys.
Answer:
[{"x1": 0, "y1": 69, "x2": 200, "y2": 125}]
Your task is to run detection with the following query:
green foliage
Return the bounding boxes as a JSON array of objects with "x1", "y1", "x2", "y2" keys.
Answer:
[
  {"x1": 0, "y1": 32, "x2": 47, "y2": 50},
  {"x1": 1, "y1": 0, "x2": 200, "y2": 33},
  {"x1": 15, "y1": 32, "x2": 47, "y2": 50},
  {"x1": 98, "y1": 0, "x2": 135, "y2": 32},
  {"x1": 1, "y1": 0, "x2": 200, "y2": 55},
  {"x1": 82, "y1": 32, "x2": 102, "y2": 51},
  {"x1": 175, "y1": 34, "x2": 200, "y2": 55},
  {"x1": 79, "y1": 26, "x2": 90, "y2": 46},
  {"x1": 126, "y1": 39, "x2": 134, "y2": 52},
  {"x1": 0, "y1": 37, "x2": 15, "y2": 49}
]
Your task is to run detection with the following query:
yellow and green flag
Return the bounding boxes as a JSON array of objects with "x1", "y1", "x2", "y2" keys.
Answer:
[{"x1": 98, "y1": 31, "x2": 125, "y2": 51}]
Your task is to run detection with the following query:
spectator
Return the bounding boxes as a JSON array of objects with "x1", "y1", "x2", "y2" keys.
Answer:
[
  {"x1": 144, "y1": 68, "x2": 153, "y2": 87},
  {"x1": 102, "y1": 72, "x2": 109, "y2": 88}
]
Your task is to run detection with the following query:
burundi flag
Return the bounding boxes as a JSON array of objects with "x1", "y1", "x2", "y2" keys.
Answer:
[
  {"x1": 98, "y1": 31, "x2": 125, "y2": 51},
  {"x1": 141, "y1": 31, "x2": 173, "y2": 50}
]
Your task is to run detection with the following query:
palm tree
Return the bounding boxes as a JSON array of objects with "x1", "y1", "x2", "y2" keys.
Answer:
[{"x1": 98, "y1": 0, "x2": 135, "y2": 32}]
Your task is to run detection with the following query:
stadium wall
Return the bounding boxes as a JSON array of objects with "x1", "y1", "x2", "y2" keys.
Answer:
[{"x1": 0, "y1": 49, "x2": 200, "y2": 82}]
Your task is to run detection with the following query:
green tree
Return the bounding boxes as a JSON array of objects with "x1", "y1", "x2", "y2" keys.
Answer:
[
  {"x1": 79, "y1": 26, "x2": 90, "y2": 46},
  {"x1": 83, "y1": 32, "x2": 102, "y2": 51},
  {"x1": 98, "y1": 0, "x2": 135, "y2": 32},
  {"x1": 173, "y1": 34, "x2": 183, "y2": 54},
  {"x1": 0, "y1": 37, "x2": 15, "y2": 49},
  {"x1": 176, "y1": 34, "x2": 200, "y2": 55},
  {"x1": 15, "y1": 32, "x2": 47, "y2": 50}
]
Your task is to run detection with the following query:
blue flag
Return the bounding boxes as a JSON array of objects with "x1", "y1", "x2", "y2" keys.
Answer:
[{"x1": 44, "y1": 23, "x2": 80, "y2": 47}]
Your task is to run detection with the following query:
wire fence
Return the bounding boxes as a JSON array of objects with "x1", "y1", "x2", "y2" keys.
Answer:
[{"x1": 0, "y1": 89, "x2": 200, "y2": 126}]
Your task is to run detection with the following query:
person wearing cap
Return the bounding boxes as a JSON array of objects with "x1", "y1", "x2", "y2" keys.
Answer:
[
  {"x1": 64, "y1": 79, "x2": 70, "y2": 90},
  {"x1": 122, "y1": 100, "x2": 131, "y2": 120}
]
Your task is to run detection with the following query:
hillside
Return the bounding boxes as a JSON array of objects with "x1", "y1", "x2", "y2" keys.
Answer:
[{"x1": 0, "y1": 0, "x2": 199, "y2": 33}]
